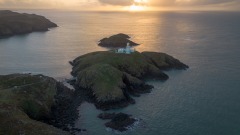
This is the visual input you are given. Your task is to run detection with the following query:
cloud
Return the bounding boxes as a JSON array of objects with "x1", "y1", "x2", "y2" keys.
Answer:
[
  {"x1": 98, "y1": 0, "x2": 133, "y2": 6},
  {"x1": 97, "y1": 0, "x2": 240, "y2": 7},
  {"x1": 0, "y1": 0, "x2": 239, "y2": 10}
]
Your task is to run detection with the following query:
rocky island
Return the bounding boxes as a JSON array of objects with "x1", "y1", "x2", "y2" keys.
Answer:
[
  {"x1": 71, "y1": 51, "x2": 188, "y2": 110},
  {"x1": 98, "y1": 33, "x2": 139, "y2": 47},
  {"x1": 0, "y1": 74, "x2": 83, "y2": 135},
  {"x1": 98, "y1": 113, "x2": 137, "y2": 132},
  {"x1": 0, "y1": 10, "x2": 57, "y2": 38}
]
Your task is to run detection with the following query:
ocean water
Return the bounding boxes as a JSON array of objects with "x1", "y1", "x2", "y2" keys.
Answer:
[{"x1": 1, "y1": 10, "x2": 240, "y2": 135}]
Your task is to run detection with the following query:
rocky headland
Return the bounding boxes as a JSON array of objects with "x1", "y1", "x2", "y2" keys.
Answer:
[
  {"x1": 98, "y1": 33, "x2": 139, "y2": 47},
  {"x1": 0, "y1": 10, "x2": 57, "y2": 38},
  {"x1": 0, "y1": 74, "x2": 83, "y2": 135},
  {"x1": 70, "y1": 51, "x2": 188, "y2": 111}
]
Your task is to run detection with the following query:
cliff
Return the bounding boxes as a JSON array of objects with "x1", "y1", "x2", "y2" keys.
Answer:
[
  {"x1": 0, "y1": 10, "x2": 57, "y2": 38},
  {"x1": 0, "y1": 74, "x2": 81, "y2": 135}
]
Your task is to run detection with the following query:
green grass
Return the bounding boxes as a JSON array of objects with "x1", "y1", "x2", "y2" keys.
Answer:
[
  {"x1": 72, "y1": 51, "x2": 187, "y2": 103},
  {"x1": 72, "y1": 51, "x2": 152, "y2": 78},
  {"x1": 0, "y1": 74, "x2": 69, "y2": 135},
  {"x1": 77, "y1": 64, "x2": 125, "y2": 102}
]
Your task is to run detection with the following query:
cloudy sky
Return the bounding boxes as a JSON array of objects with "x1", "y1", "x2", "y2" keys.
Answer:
[{"x1": 0, "y1": 0, "x2": 239, "y2": 11}]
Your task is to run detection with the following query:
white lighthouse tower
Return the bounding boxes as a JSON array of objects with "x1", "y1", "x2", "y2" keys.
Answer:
[
  {"x1": 116, "y1": 42, "x2": 135, "y2": 54},
  {"x1": 125, "y1": 42, "x2": 131, "y2": 54}
]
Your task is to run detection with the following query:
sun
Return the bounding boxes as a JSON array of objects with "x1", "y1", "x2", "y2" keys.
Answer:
[
  {"x1": 129, "y1": 5, "x2": 145, "y2": 11},
  {"x1": 127, "y1": 0, "x2": 148, "y2": 11}
]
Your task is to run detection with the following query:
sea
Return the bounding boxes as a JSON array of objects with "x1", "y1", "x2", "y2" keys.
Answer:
[{"x1": 0, "y1": 10, "x2": 240, "y2": 135}]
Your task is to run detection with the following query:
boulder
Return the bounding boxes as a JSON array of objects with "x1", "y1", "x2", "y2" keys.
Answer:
[{"x1": 103, "y1": 113, "x2": 136, "y2": 132}]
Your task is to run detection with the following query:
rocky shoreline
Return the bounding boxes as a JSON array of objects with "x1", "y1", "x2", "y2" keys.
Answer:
[
  {"x1": 98, "y1": 113, "x2": 137, "y2": 132},
  {"x1": 0, "y1": 74, "x2": 84, "y2": 135},
  {"x1": 46, "y1": 82, "x2": 85, "y2": 134},
  {"x1": 0, "y1": 10, "x2": 57, "y2": 38}
]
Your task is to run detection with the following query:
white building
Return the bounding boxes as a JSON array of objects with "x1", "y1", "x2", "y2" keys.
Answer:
[{"x1": 116, "y1": 43, "x2": 135, "y2": 54}]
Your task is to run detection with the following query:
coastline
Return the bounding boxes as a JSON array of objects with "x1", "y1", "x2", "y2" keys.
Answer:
[{"x1": 0, "y1": 10, "x2": 57, "y2": 38}]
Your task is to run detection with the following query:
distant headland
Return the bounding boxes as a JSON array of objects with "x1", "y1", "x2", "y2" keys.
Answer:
[{"x1": 0, "y1": 10, "x2": 57, "y2": 38}]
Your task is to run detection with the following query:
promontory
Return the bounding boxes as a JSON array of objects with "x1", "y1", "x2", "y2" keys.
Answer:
[
  {"x1": 70, "y1": 51, "x2": 189, "y2": 110},
  {"x1": 0, "y1": 10, "x2": 57, "y2": 38}
]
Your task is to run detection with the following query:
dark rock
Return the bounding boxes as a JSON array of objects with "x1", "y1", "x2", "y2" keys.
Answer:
[
  {"x1": 92, "y1": 96, "x2": 136, "y2": 111},
  {"x1": 71, "y1": 128, "x2": 82, "y2": 132},
  {"x1": 98, "y1": 33, "x2": 139, "y2": 47},
  {"x1": 45, "y1": 81, "x2": 84, "y2": 133},
  {"x1": 0, "y1": 10, "x2": 57, "y2": 38},
  {"x1": 98, "y1": 113, "x2": 116, "y2": 120},
  {"x1": 69, "y1": 61, "x2": 74, "y2": 66},
  {"x1": 104, "y1": 113, "x2": 136, "y2": 132}
]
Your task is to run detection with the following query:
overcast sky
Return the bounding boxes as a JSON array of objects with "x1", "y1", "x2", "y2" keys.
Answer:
[{"x1": 0, "y1": 0, "x2": 239, "y2": 11}]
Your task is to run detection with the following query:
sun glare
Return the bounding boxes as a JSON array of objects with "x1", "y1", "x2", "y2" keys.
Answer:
[
  {"x1": 128, "y1": 0, "x2": 149, "y2": 11},
  {"x1": 129, "y1": 5, "x2": 145, "y2": 11}
]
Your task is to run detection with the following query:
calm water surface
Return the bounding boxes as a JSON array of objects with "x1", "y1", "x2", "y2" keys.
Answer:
[{"x1": 0, "y1": 10, "x2": 240, "y2": 135}]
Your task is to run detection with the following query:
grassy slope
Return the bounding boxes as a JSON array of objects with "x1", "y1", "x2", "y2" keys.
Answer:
[
  {"x1": 0, "y1": 74, "x2": 70, "y2": 135},
  {"x1": 77, "y1": 64, "x2": 125, "y2": 102},
  {"x1": 72, "y1": 51, "x2": 164, "y2": 78},
  {"x1": 72, "y1": 51, "x2": 188, "y2": 103}
]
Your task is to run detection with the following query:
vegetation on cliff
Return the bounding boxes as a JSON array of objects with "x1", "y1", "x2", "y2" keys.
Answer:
[
  {"x1": 0, "y1": 10, "x2": 57, "y2": 38},
  {"x1": 0, "y1": 74, "x2": 77, "y2": 135},
  {"x1": 71, "y1": 51, "x2": 188, "y2": 110}
]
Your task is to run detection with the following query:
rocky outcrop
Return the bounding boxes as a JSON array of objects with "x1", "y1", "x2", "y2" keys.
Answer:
[
  {"x1": 98, "y1": 33, "x2": 139, "y2": 47},
  {"x1": 142, "y1": 52, "x2": 189, "y2": 70},
  {"x1": 98, "y1": 113, "x2": 136, "y2": 132},
  {"x1": 71, "y1": 51, "x2": 188, "y2": 110},
  {"x1": 0, "y1": 10, "x2": 57, "y2": 38},
  {"x1": 0, "y1": 74, "x2": 82, "y2": 135}
]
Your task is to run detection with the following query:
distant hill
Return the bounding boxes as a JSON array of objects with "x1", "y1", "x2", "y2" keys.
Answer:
[{"x1": 0, "y1": 10, "x2": 57, "y2": 38}]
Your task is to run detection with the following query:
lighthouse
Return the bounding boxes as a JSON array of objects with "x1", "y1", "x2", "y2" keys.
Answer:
[
  {"x1": 125, "y1": 42, "x2": 131, "y2": 54},
  {"x1": 116, "y1": 42, "x2": 135, "y2": 54}
]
